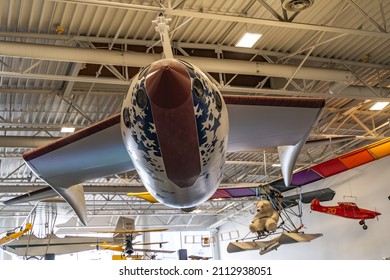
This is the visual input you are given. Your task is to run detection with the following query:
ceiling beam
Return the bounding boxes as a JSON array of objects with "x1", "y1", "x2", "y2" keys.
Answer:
[
  {"x1": 0, "y1": 69, "x2": 388, "y2": 100},
  {"x1": 0, "y1": 32, "x2": 388, "y2": 70},
  {"x1": 221, "y1": 85, "x2": 390, "y2": 101},
  {"x1": 0, "y1": 71, "x2": 130, "y2": 85},
  {"x1": 0, "y1": 136, "x2": 60, "y2": 148},
  {"x1": 165, "y1": 7, "x2": 390, "y2": 39},
  {"x1": 0, "y1": 41, "x2": 356, "y2": 83},
  {"x1": 52, "y1": 0, "x2": 390, "y2": 39}
]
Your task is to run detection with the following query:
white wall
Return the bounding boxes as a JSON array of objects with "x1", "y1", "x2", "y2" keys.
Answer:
[{"x1": 218, "y1": 155, "x2": 390, "y2": 260}]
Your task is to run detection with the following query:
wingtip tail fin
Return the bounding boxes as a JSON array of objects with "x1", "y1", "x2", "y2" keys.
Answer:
[
  {"x1": 52, "y1": 184, "x2": 87, "y2": 226},
  {"x1": 3, "y1": 184, "x2": 88, "y2": 226},
  {"x1": 277, "y1": 137, "x2": 306, "y2": 187}
]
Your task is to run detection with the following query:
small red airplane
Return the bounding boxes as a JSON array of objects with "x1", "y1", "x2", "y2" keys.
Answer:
[{"x1": 310, "y1": 199, "x2": 381, "y2": 230}]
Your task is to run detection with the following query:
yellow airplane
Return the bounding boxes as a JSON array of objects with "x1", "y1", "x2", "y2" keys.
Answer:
[
  {"x1": 127, "y1": 192, "x2": 158, "y2": 203},
  {"x1": 99, "y1": 240, "x2": 173, "y2": 254},
  {"x1": 95, "y1": 217, "x2": 175, "y2": 258},
  {"x1": 0, "y1": 223, "x2": 33, "y2": 245}
]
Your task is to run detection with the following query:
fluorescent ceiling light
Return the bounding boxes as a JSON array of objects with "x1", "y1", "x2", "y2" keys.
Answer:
[
  {"x1": 235, "y1": 32, "x2": 262, "y2": 48},
  {"x1": 61, "y1": 126, "x2": 75, "y2": 133},
  {"x1": 272, "y1": 163, "x2": 281, "y2": 167},
  {"x1": 369, "y1": 101, "x2": 389, "y2": 111}
]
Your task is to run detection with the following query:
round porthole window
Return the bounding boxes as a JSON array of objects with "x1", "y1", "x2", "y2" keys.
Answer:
[
  {"x1": 138, "y1": 65, "x2": 151, "y2": 78},
  {"x1": 214, "y1": 91, "x2": 222, "y2": 112},
  {"x1": 122, "y1": 107, "x2": 131, "y2": 128},
  {"x1": 193, "y1": 78, "x2": 204, "y2": 99},
  {"x1": 136, "y1": 88, "x2": 148, "y2": 109},
  {"x1": 179, "y1": 59, "x2": 194, "y2": 70}
]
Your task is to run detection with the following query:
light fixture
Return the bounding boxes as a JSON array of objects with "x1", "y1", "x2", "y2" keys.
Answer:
[
  {"x1": 272, "y1": 163, "x2": 281, "y2": 167},
  {"x1": 56, "y1": 26, "x2": 64, "y2": 35},
  {"x1": 61, "y1": 124, "x2": 76, "y2": 133},
  {"x1": 369, "y1": 101, "x2": 389, "y2": 111},
  {"x1": 235, "y1": 32, "x2": 262, "y2": 48},
  {"x1": 283, "y1": 0, "x2": 314, "y2": 12}
]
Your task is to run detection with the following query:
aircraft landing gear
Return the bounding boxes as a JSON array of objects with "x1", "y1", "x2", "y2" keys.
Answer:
[{"x1": 359, "y1": 220, "x2": 368, "y2": 230}]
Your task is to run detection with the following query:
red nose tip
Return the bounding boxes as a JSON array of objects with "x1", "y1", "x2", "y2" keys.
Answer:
[{"x1": 146, "y1": 60, "x2": 191, "y2": 109}]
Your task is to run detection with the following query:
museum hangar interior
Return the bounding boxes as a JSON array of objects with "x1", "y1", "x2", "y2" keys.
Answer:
[{"x1": 0, "y1": 0, "x2": 390, "y2": 260}]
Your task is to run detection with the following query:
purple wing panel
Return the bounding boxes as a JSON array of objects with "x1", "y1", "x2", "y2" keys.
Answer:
[
  {"x1": 226, "y1": 188, "x2": 257, "y2": 197},
  {"x1": 210, "y1": 188, "x2": 258, "y2": 199},
  {"x1": 291, "y1": 169, "x2": 323, "y2": 186}
]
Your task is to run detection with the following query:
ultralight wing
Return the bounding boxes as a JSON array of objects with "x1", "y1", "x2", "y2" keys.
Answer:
[
  {"x1": 280, "y1": 188, "x2": 336, "y2": 208},
  {"x1": 215, "y1": 137, "x2": 390, "y2": 202},
  {"x1": 285, "y1": 137, "x2": 390, "y2": 187},
  {"x1": 127, "y1": 186, "x2": 335, "y2": 207}
]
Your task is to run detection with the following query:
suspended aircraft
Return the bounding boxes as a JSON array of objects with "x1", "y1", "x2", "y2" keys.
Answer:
[
  {"x1": 4, "y1": 15, "x2": 325, "y2": 225},
  {"x1": 2, "y1": 215, "x2": 171, "y2": 260},
  {"x1": 94, "y1": 216, "x2": 175, "y2": 259},
  {"x1": 310, "y1": 199, "x2": 381, "y2": 230},
  {"x1": 223, "y1": 137, "x2": 390, "y2": 255},
  {"x1": 1, "y1": 204, "x2": 117, "y2": 259},
  {"x1": 225, "y1": 185, "x2": 325, "y2": 255},
  {"x1": 98, "y1": 240, "x2": 175, "y2": 259},
  {"x1": 0, "y1": 223, "x2": 32, "y2": 246},
  {"x1": 2, "y1": 233, "x2": 113, "y2": 259}
]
